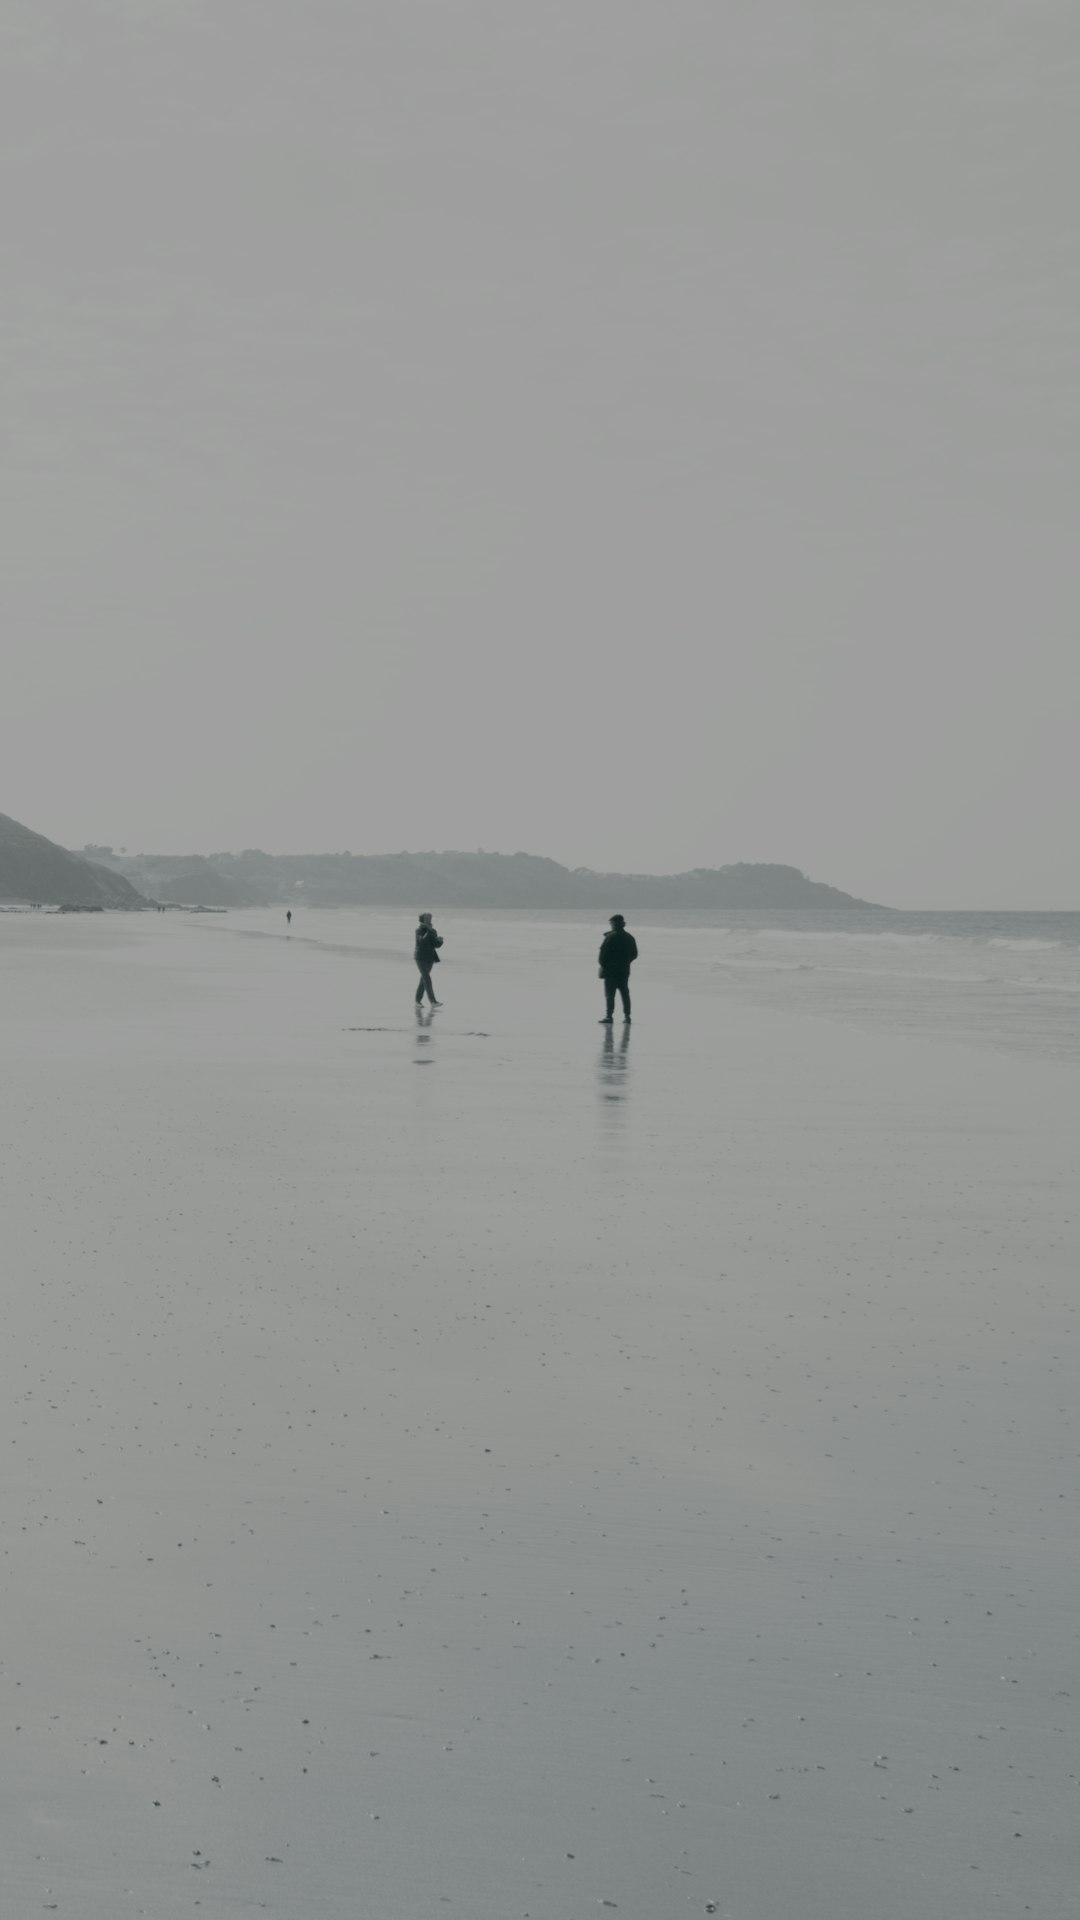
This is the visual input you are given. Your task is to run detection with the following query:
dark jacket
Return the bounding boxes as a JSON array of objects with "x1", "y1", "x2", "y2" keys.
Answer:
[
  {"x1": 598, "y1": 927, "x2": 638, "y2": 978},
  {"x1": 415, "y1": 923, "x2": 443, "y2": 969}
]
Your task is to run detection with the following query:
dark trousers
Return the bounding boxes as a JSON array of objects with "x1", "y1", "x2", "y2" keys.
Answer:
[
  {"x1": 603, "y1": 974, "x2": 631, "y2": 1020},
  {"x1": 416, "y1": 968, "x2": 437, "y2": 1004}
]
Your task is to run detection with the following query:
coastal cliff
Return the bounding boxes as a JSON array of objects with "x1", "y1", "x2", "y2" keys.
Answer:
[{"x1": 0, "y1": 812, "x2": 147, "y2": 908}]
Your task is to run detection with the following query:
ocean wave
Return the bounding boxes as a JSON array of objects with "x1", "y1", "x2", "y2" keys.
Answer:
[
  {"x1": 713, "y1": 959, "x2": 997, "y2": 985},
  {"x1": 988, "y1": 938, "x2": 1063, "y2": 951},
  {"x1": 751, "y1": 928, "x2": 943, "y2": 945}
]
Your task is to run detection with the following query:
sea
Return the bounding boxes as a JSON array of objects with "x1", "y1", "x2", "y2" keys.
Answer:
[{"x1": 630, "y1": 907, "x2": 1080, "y2": 1066}]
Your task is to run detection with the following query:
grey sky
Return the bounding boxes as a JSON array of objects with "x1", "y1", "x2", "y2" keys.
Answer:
[{"x1": 3, "y1": 0, "x2": 1076, "y2": 907}]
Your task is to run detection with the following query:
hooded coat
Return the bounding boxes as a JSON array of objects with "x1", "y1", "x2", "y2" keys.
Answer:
[{"x1": 598, "y1": 926, "x2": 638, "y2": 979}]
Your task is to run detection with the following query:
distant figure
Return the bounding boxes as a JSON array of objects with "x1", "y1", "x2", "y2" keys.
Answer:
[
  {"x1": 414, "y1": 911, "x2": 444, "y2": 1006},
  {"x1": 598, "y1": 914, "x2": 637, "y2": 1023},
  {"x1": 286, "y1": 909, "x2": 292, "y2": 926}
]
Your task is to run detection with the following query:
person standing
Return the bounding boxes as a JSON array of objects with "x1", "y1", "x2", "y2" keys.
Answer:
[
  {"x1": 414, "y1": 912, "x2": 444, "y2": 1006},
  {"x1": 286, "y1": 909, "x2": 292, "y2": 926},
  {"x1": 598, "y1": 913, "x2": 637, "y2": 1023}
]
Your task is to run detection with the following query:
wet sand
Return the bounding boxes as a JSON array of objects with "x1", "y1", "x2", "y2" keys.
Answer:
[{"x1": 2, "y1": 912, "x2": 1077, "y2": 1918}]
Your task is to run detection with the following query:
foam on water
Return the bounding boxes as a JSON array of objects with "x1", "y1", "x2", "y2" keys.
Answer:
[
  {"x1": 987, "y1": 936, "x2": 1063, "y2": 949},
  {"x1": 677, "y1": 912, "x2": 1080, "y2": 1061}
]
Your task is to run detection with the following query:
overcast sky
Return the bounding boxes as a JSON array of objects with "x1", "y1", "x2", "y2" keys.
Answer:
[{"x1": 2, "y1": 0, "x2": 1076, "y2": 906}]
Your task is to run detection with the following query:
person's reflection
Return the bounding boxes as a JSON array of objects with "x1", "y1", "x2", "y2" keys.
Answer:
[
  {"x1": 597, "y1": 1021, "x2": 631, "y2": 1105},
  {"x1": 415, "y1": 1004, "x2": 435, "y2": 1061}
]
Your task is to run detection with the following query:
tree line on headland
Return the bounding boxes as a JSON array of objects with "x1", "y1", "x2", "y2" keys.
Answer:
[{"x1": 1, "y1": 809, "x2": 878, "y2": 910}]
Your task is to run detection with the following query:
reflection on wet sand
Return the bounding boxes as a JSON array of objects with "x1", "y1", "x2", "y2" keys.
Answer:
[
  {"x1": 415, "y1": 1005, "x2": 435, "y2": 1060},
  {"x1": 597, "y1": 1022, "x2": 631, "y2": 1105}
]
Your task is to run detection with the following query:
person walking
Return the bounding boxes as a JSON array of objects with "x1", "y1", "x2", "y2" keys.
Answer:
[
  {"x1": 414, "y1": 911, "x2": 444, "y2": 1006},
  {"x1": 598, "y1": 913, "x2": 637, "y2": 1023}
]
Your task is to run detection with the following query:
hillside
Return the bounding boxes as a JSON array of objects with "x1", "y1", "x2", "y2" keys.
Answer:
[
  {"x1": 84, "y1": 846, "x2": 877, "y2": 910},
  {"x1": 0, "y1": 812, "x2": 148, "y2": 908}
]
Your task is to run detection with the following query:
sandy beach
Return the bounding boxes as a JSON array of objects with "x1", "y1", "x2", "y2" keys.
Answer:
[{"x1": 2, "y1": 909, "x2": 1077, "y2": 1918}]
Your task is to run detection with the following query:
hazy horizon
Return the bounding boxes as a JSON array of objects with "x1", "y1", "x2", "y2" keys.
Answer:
[{"x1": 4, "y1": 2, "x2": 1076, "y2": 909}]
